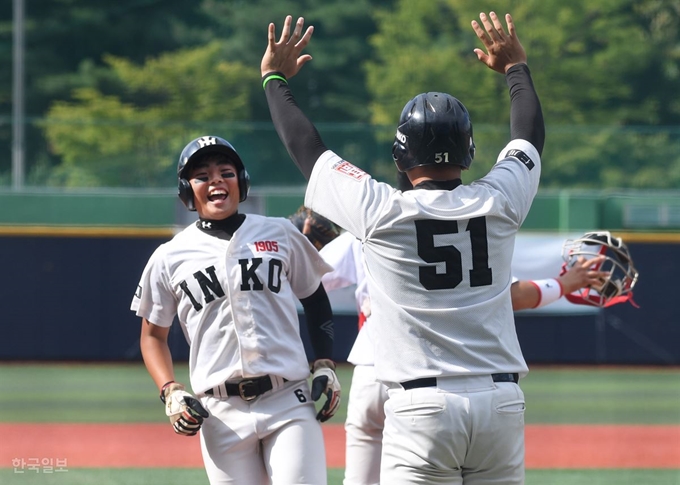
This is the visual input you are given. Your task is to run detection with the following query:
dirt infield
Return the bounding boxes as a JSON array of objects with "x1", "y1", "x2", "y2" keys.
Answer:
[{"x1": 2, "y1": 424, "x2": 678, "y2": 469}]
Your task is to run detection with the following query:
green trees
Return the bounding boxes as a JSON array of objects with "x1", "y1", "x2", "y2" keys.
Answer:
[
  {"x1": 3, "y1": 0, "x2": 680, "y2": 189},
  {"x1": 43, "y1": 43, "x2": 258, "y2": 187},
  {"x1": 365, "y1": 0, "x2": 680, "y2": 188},
  {"x1": 0, "y1": 0, "x2": 216, "y2": 185}
]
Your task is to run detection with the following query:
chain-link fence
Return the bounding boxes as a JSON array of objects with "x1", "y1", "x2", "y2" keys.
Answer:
[{"x1": 2, "y1": 119, "x2": 680, "y2": 191}]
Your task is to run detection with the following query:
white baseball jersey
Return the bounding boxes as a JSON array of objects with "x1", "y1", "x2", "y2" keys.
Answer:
[
  {"x1": 319, "y1": 231, "x2": 374, "y2": 366},
  {"x1": 131, "y1": 214, "x2": 332, "y2": 393},
  {"x1": 306, "y1": 139, "x2": 541, "y2": 385}
]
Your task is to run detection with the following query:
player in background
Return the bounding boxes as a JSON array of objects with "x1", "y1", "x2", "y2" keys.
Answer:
[
  {"x1": 262, "y1": 11, "x2": 542, "y2": 483},
  {"x1": 317, "y1": 231, "x2": 375, "y2": 485},
  {"x1": 288, "y1": 205, "x2": 342, "y2": 251},
  {"x1": 131, "y1": 136, "x2": 341, "y2": 485},
  {"x1": 511, "y1": 260, "x2": 604, "y2": 309}
]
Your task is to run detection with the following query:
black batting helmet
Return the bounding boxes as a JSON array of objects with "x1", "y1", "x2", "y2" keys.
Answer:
[
  {"x1": 177, "y1": 136, "x2": 251, "y2": 211},
  {"x1": 392, "y1": 92, "x2": 475, "y2": 172}
]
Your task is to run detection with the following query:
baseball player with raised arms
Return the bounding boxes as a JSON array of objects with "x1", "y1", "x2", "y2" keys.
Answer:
[
  {"x1": 262, "y1": 12, "x2": 543, "y2": 484},
  {"x1": 131, "y1": 135, "x2": 340, "y2": 485}
]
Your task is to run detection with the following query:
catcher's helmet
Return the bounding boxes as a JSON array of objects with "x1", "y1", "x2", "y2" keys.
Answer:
[
  {"x1": 561, "y1": 231, "x2": 639, "y2": 308},
  {"x1": 289, "y1": 206, "x2": 341, "y2": 251},
  {"x1": 177, "y1": 136, "x2": 251, "y2": 211},
  {"x1": 392, "y1": 92, "x2": 475, "y2": 172}
]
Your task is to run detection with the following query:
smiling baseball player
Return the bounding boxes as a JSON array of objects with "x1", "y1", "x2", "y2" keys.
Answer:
[{"x1": 131, "y1": 135, "x2": 340, "y2": 485}]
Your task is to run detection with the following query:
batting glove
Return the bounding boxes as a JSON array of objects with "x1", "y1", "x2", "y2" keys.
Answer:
[
  {"x1": 310, "y1": 359, "x2": 341, "y2": 423},
  {"x1": 160, "y1": 382, "x2": 209, "y2": 436}
]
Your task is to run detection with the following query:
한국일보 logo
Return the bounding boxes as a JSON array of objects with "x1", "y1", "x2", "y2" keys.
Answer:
[{"x1": 332, "y1": 161, "x2": 368, "y2": 181}]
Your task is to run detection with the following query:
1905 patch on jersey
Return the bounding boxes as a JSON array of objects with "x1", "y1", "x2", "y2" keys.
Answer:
[{"x1": 332, "y1": 160, "x2": 368, "y2": 181}]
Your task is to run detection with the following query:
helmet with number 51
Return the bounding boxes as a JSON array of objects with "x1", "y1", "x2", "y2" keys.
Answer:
[{"x1": 392, "y1": 92, "x2": 476, "y2": 172}]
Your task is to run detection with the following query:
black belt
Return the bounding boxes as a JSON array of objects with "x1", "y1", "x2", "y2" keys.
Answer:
[
  {"x1": 205, "y1": 375, "x2": 286, "y2": 401},
  {"x1": 401, "y1": 373, "x2": 519, "y2": 390}
]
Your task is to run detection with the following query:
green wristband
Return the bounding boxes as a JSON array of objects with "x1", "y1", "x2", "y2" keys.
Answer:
[{"x1": 262, "y1": 74, "x2": 287, "y2": 90}]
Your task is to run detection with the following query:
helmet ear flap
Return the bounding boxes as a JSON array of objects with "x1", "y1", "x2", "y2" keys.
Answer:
[
  {"x1": 392, "y1": 140, "x2": 410, "y2": 172},
  {"x1": 238, "y1": 169, "x2": 251, "y2": 202},
  {"x1": 178, "y1": 178, "x2": 196, "y2": 211}
]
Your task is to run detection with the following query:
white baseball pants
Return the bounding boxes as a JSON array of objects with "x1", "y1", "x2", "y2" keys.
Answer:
[
  {"x1": 381, "y1": 375, "x2": 525, "y2": 485},
  {"x1": 343, "y1": 364, "x2": 389, "y2": 485},
  {"x1": 199, "y1": 378, "x2": 327, "y2": 485}
]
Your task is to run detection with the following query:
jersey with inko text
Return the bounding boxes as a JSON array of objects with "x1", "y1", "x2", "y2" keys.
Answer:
[{"x1": 131, "y1": 214, "x2": 332, "y2": 393}]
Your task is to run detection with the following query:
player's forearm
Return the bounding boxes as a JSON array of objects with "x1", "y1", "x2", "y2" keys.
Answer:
[
  {"x1": 263, "y1": 72, "x2": 327, "y2": 180},
  {"x1": 142, "y1": 346, "x2": 175, "y2": 391},
  {"x1": 300, "y1": 283, "x2": 334, "y2": 360},
  {"x1": 511, "y1": 279, "x2": 564, "y2": 310},
  {"x1": 140, "y1": 321, "x2": 175, "y2": 391},
  {"x1": 510, "y1": 280, "x2": 540, "y2": 311},
  {"x1": 506, "y1": 63, "x2": 545, "y2": 155}
]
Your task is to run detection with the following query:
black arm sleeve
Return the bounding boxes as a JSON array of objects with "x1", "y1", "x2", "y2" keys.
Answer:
[
  {"x1": 264, "y1": 72, "x2": 327, "y2": 180},
  {"x1": 505, "y1": 64, "x2": 545, "y2": 156},
  {"x1": 299, "y1": 283, "x2": 334, "y2": 360}
]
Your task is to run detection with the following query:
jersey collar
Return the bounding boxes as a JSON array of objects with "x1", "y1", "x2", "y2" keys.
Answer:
[
  {"x1": 413, "y1": 179, "x2": 462, "y2": 191},
  {"x1": 196, "y1": 213, "x2": 246, "y2": 238}
]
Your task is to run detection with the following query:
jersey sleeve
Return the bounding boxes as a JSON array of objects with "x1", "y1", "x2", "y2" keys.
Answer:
[
  {"x1": 130, "y1": 246, "x2": 177, "y2": 327},
  {"x1": 305, "y1": 150, "x2": 394, "y2": 239},
  {"x1": 475, "y1": 138, "x2": 541, "y2": 226},
  {"x1": 284, "y1": 221, "x2": 334, "y2": 300},
  {"x1": 319, "y1": 233, "x2": 359, "y2": 291}
]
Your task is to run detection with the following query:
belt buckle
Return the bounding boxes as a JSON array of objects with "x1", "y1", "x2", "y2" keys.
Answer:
[{"x1": 238, "y1": 379, "x2": 258, "y2": 401}]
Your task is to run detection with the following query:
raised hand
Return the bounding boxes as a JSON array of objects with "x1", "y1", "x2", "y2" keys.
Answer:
[
  {"x1": 261, "y1": 15, "x2": 314, "y2": 79},
  {"x1": 471, "y1": 12, "x2": 527, "y2": 74}
]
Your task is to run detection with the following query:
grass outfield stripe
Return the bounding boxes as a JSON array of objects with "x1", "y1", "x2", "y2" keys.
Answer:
[
  {"x1": 0, "y1": 469, "x2": 678, "y2": 485},
  {"x1": 526, "y1": 470, "x2": 680, "y2": 485},
  {"x1": 2, "y1": 363, "x2": 678, "y2": 424}
]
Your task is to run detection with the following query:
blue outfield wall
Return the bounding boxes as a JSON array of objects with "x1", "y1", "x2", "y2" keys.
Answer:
[{"x1": 1, "y1": 234, "x2": 677, "y2": 365}]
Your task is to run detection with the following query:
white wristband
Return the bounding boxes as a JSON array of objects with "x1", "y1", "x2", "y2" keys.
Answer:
[{"x1": 531, "y1": 278, "x2": 564, "y2": 308}]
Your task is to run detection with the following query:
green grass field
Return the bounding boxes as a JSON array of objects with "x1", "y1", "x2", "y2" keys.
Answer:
[
  {"x1": 1, "y1": 363, "x2": 679, "y2": 485},
  {"x1": 2, "y1": 363, "x2": 679, "y2": 424},
  {"x1": 0, "y1": 468, "x2": 678, "y2": 485}
]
